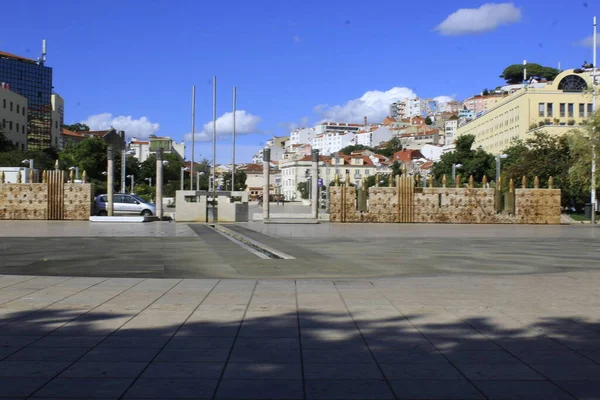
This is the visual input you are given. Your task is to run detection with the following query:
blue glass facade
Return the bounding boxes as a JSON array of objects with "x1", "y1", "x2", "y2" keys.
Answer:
[{"x1": 0, "y1": 54, "x2": 53, "y2": 150}]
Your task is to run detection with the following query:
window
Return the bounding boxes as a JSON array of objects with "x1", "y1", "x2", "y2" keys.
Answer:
[
  {"x1": 547, "y1": 103, "x2": 553, "y2": 117},
  {"x1": 588, "y1": 104, "x2": 594, "y2": 116},
  {"x1": 538, "y1": 103, "x2": 545, "y2": 117},
  {"x1": 9, "y1": 121, "x2": 12, "y2": 130},
  {"x1": 16, "y1": 104, "x2": 19, "y2": 113},
  {"x1": 22, "y1": 125, "x2": 25, "y2": 134},
  {"x1": 2, "y1": 99, "x2": 5, "y2": 108},
  {"x1": 579, "y1": 104, "x2": 585, "y2": 118},
  {"x1": 10, "y1": 102, "x2": 13, "y2": 111},
  {"x1": 22, "y1": 107, "x2": 25, "y2": 116},
  {"x1": 16, "y1": 123, "x2": 19, "y2": 132},
  {"x1": 568, "y1": 103, "x2": 574, "y2": 118},
  {"x1": 560, "y1": 103, "x2": 566, "y2": 117}
]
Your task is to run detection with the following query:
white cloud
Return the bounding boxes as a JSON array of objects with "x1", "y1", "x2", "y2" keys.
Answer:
[
  {"x1": 82, "y1": 113, "x2": 160, "y2": 139},
  {"x1": 278, "y1": 116, "x2": 311, "y2": 132},
  {"x1": 574, "y1": 35, "x2": 599, "y2": 48},
  {"x1": 434, "y1": 95, "x2": 455, "y2": 104},
  {"x1": 184, "y1": 110, "x2": 261, "y2": 142},
  {"x1": 314, "y1": 87, "x2": 417, "y2": 124},
  {"x1": 435, "y1": 3, "x2": 521, "y2": 36}
]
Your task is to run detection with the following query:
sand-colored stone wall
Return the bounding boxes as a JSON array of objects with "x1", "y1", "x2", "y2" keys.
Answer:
[
  {"x1": 0, "y1": 183, "x2": 92, "y2": 220},
  {"x1": 329, "y1": 185, "x2": 561, "y2": 225}
]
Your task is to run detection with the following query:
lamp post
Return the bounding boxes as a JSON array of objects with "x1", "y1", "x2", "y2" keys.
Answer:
[
  {"x1": 126, "y1": 174, "x2": 134, "y2": 194},
  {"x1": 452, "y1": 163, "x2": 462, "y2": 181},
  {"x1": 180, "y1": 167, "x2": 190, "y2": 191},
  {"x1": 196, "y1": 171, "x2": 205, "y2": 191},
  {"x1": 69, "y1": 166, "x2": 79, "y2": 182},
  {"x1": 121, "y1": 149, "x2": 135, "y2": 193},
  {"x1": 495, "y1": 154, "x2": 508, "y2": 183},
  {"x1": 21, "y1": 159, "x2": 34, "y2": 182},
  {"x1": 145, "y1": 177, "x2": 152, "y2": 187},
  {"x1": 591, "y1": 16, "x2": 597, "y2": 225}
]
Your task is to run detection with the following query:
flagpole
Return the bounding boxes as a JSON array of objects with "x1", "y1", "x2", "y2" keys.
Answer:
[
  {"x1": 191, "y1": 85, "x2": 196, "y2": 190},
  {"x1": 232, "y1": 87, "x2": 237, "y2": 191},
  {"x1": 591, "y1": 16, "x2": 597, "y2": 224},
  {"x1": 212, "y1": 76, "x2": 217, "y2": 199}
]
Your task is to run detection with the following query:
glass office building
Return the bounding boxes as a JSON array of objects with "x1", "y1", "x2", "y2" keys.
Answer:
[{"x1": 0, "y1": 51, "x2": 53, "y2": 150}]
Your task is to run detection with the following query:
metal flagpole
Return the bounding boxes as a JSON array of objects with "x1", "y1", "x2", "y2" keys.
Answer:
[
  {"x1": 191, "y1": 85, "x2": 196, "y2": 190},
  {"x1": 212, "y1": 76, "x2": 217, "y2": 199},
  {"x1": 232, "y1": 87, "x2": 236, "y2": 191},
  {"x1": 591, "y1": 16, "x2": 597, "y2": 225}
]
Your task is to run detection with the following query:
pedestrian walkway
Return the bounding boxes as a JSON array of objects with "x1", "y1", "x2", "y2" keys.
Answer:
[{"x1": 0, "y1": 271, "x2": 599, "y2": 399}]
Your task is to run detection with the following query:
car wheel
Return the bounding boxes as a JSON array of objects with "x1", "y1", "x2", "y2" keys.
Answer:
[
  {"x1": 141, "y1": 209, "x2": 153, "y2": 216},
  {"x1": 97, "y1": 210, "x2": 108, "y2": 216}
]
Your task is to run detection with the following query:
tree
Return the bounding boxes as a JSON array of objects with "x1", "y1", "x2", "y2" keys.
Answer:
[
  {"x1": 500, "y1": 63, "x2": 561, "y2": 84},
  {"x1": 0, "y1": 128, "x2": 15, "y2": 152},
  {"x1": 377, "y1": 137, "x2": 403, "y2": 158},
  {"x1": 502, "y1": 131, "x2": 574, "y2": 206},
  {"x1": 482, "y1": 89, "x2": 490, "y2": 96},
  {"x1": 59, "y1": 138, "x2": 108, "y2": 181},
  {"x1": 424, "y1": 117, "x2": 433, "y2": 125},
  {"x1": 566, "y1": 111, "x2": 600, "y2": 208},
  {"x1": 339, "y1": 144, "x2": 374, "y2": 155},
  {"x1": 297, "y1": 181, "x2": 309, "y2": 200},
  {"x1": 64, "y1": 123, "x2": 90, "y2": 132},
  {"x1": 431, "y1": 135, "x2": 495, "y2": 185},
  {"x1": 138, "y1": 153, "x2": 185, "y2": 196},
  {"x1": 222, "y1": 170, "x2": 248, "y2": 191}
]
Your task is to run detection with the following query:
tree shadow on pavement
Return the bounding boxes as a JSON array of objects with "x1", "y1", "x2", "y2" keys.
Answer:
[{"x1": 0, "y1": 298, "x2": 599, "y2": 399}]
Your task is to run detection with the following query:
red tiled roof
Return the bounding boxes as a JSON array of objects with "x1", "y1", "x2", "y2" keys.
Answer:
[
  {"x1": 87, "y1": 130, "x2": 112, "y2": 137},
  {"x1": 61, "y1": 128, "x2": 86, "y2": 138},
  {"x1": 393, "y1": 149, "x2": 425, "y2": 162},
  {"x1": 420, "y1": 160, "x2": 434, "y2": 170},
  {"x1": 239, "y1": 163, "x2": 263, "y2": 172},
  {"x1": 0, "y1": 50, "x2": 36, "y2": 63},
  {"x1": 131, "y1": 141, "x2": 149, "y2": 145},
  {"x1": 298, "y1": 155, "x2": 332, "y2": 163}
]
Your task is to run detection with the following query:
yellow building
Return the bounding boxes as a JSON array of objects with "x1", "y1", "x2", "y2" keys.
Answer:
[{"x1": 456, "y1": 69, "x2": 596, "y2": 154}]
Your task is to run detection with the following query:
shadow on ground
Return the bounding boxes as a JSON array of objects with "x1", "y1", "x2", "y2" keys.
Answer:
[{"x1": 0, "y1": 296, "x2": 599, "y2": 399}]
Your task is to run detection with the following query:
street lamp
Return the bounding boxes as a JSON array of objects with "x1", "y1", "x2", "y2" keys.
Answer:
[
  {"x1": 180, "y1": 167, "x2": 190, "y2": 191},
  {"x1": 121, "y1": 149, "x2": 135, "y2": 193},
  {"x1": 452, "y1": 163, "x2": 463, "y2": 181},
  {"x1": 21, "y1": 159, "x2": 34, "y2": 182},
  {"x1": 126, "y1": 174, "x2": 134, "y2": 194},
  {"x1": 197, "y1": 171, "x2": 205, "y2": 191},
  {"x1": 145, "y1": 177, "x2": 152, "y2": 187},
  {"x1": 69, "y1": 166, "x2": 80, "y2": 182},
  {"x1": 495, "y1": 154, "x2": 508, "y2": 183}
]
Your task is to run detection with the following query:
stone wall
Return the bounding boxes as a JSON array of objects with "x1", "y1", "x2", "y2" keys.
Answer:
[
  {"x1": 329, "y1": 185, "x2": 561, "y2": 225},
  {"x1": 0, "y1": 183, "x2": 92, "y2": 220}
]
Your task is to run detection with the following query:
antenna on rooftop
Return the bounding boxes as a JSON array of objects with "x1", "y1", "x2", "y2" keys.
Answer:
[{"x1": 38, "y1": 39, "x2": 47, "y2": 66}]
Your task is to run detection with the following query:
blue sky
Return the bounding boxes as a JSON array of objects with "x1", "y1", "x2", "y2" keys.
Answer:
[{"x1": 1, "y1": 0, "x2": 597, "y2": 163}]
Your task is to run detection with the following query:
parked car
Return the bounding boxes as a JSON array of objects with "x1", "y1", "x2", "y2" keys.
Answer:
[{"x1": 94, "y1": 194, "x2": 155, "y2": 216}]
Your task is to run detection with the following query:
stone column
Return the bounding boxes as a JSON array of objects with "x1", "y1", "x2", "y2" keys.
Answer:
[
  {"x1": 155, "y1": 148, "x2": 164, "y2": 219},
  {"x1": 107, "y1": 145, "x2": 114, "y2": 216},
  {"x1": 311, "y1": 149, "x2": 319, "y2": 219},
  {"x1": 262, "y1": 148, "x2": 270, "y2": 221}
]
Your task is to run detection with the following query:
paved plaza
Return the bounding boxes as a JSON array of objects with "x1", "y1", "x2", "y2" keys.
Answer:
[{"x1": 0, "y1": 221, "x2": 598, "y2": 399}]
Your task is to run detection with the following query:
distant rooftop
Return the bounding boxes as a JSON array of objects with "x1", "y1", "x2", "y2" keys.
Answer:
[{"x1": 0, "y1": 50, "x2": 37, "y2": 64}]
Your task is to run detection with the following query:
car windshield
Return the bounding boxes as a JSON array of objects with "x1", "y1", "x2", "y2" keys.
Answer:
[{"x1": 130, "y1": 195, "x2": 147, "y2": 203}]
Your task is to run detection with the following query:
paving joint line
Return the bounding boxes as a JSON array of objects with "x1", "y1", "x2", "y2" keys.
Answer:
[
  {"x1": 210, "y1": 279, "x2": 258, "y2": 400},
  {"x1": 118, "y1": 278, "x2": 222, "y2": 400},
  {"x1": 332, "y1": 280, "x2": 398, "y2": 400},
  {"x1": 294, "y1": 280, "x2": 307, "y2": 400},
  {"x1": 0, "y1": 275, "x2": 77, "y2": 310},
  {"x1": 26, "y1": 277, "x2": 188, "y2": 398},
  {"x1": 0, "y1": 275, "x2": 40, "y2": 291}
]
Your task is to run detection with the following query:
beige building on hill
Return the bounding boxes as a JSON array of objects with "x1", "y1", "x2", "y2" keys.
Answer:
[
  {"x1": 456, "y1": 68, "x2": 597, "y2": 154},
  {"x1": 0, "y1": 83, "x2": 28, "y2": 150}
]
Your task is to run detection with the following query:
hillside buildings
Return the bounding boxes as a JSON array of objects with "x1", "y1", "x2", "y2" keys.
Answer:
[
  {"x1": 129, "y1": 135, "x2": 185, "y2": 163},
  {"x1": 0, "y1": 45, "x2": 62, "y2": 151},
  {"x1": 0, "y1": 83, "x2": 28, "y2": 150},
  {"x1": 456, "y1": 68, "x2": 597, "y2": 154}
]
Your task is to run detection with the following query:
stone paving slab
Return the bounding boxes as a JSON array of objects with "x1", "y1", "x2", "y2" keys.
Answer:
[{"x1": 0, "y1": 273, "x2": 597, "y2": 398}]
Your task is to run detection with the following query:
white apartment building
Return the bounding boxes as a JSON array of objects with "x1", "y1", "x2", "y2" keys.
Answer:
[
  {"x1": 130, "y1": 135, "x2": 185, "y2": 163},
  {"x1": 0, "y1": 83, "x2": 28, "y2": 150},
  {"x1": 253, "y1": 136, "x2": 289, "y2": 163},
  {"x1": 51, "y1": 94, "x2": 64, "y2": 150},
  {"x1": 355, "y1": 126, "x2": 393, "y2": 148},
  {"x1": 280, "y1": 154, "x2": 391, "y2": 200},
  {"x1": 289, "y1": 127, "x2": 314, "y2": 146},
  {"x1": 311, "y1": 131, "x2": 356, "y2": 155},
  {"x1": 444, "y1": 119, "x2": 458, "y2": 145}
]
